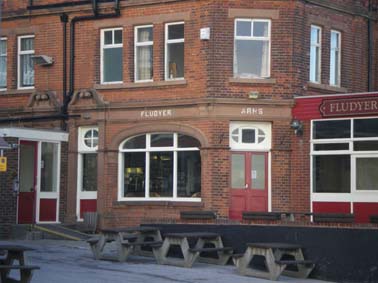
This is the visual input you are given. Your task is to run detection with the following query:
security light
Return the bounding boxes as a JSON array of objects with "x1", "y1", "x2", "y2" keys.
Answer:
[
  {"x1": 31, "y1": 55, "x2": 54, "y2": 66},
  {"x1": 290, "y1": 119, "x2": 303, "y2": 136}
]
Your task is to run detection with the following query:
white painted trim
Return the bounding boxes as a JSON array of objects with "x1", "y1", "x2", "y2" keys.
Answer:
[
  {"x1": 233, "y1": 18, "x2": 271, "y2": 79},
  {"x1": 268, "y1": 151, "x2": 272, "y2": 212},
  {"x1": 165, "y1": 22, "x2": 185, "y2": 81},
  {"x1": 0, "y1": 128, "x2": 68, "y2": 142},
  {"x1": 17, "y1": 35, "x2": 35, "y2": 90},
  {"x1": 100, "y1": 27, "x2": 123, "y2": 84}
]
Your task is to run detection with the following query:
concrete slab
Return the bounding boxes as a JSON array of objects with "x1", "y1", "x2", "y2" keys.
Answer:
[{"x1": 0, "y1": 240, "x2": 335, "y2": 283}]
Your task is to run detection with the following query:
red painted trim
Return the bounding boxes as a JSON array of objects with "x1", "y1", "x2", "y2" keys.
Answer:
[
  {"x1": 312, "y1": 202, "x2": 351, "y2": 214},
  {"x1": 80, "y1": 199, "x2": 97, "y2": 219},
  {"x1": 353, "y1": 203, "x2": 378, "y2": 224},
  {"x1": 39, "y1": 199, "x2": 57, "y2": 222}
]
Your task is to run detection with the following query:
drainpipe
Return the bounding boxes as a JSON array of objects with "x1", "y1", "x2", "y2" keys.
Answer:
[
  {"x1": 61, "y1": 13, "x2": 69, "y2": 117},
  {"x1": 68, "y1": 0, "x2": 120, "y2": 102},
  {"x1": 367, "y1": 0, "x2": 374, "y2": 91}
]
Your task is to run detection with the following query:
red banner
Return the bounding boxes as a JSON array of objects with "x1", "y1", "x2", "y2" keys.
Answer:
[{"x1": 319, "y1": 96, "x2": 378, "y2": 117}]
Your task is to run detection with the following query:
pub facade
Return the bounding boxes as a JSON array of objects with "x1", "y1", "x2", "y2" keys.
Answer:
[{"x1": 0, "y1": 0, "x2": 377, "y2": 236}]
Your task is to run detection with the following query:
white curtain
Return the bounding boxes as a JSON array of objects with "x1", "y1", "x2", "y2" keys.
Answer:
[
  {"x1": 21, "y1": 54, "x2": 34, "y2": 86},
  {"x1": 261, "y1": 40, "x2": 269, "y2": 77},
  {"x1": 137, "y1": 30, "x2": 152, "y2": 81},
  {"x1": 0, "y1": 56, "x2": 6, "y2": 87}
]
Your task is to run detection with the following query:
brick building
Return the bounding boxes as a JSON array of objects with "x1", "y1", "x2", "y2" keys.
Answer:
[{"x1": 0, "y1": 0, "x2": 377, "y2": 236}]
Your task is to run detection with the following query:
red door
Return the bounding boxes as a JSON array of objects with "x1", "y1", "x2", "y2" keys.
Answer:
[
  {"x1": 18, "y1": 141, "x2": 37, "y2": 224},
  {"x1": 229, "y1": 152, "x2": 268, "y2": 220}
]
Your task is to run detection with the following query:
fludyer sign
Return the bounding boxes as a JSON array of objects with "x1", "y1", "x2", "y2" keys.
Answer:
[{"x1": 320, "y1": 96, "x2": 378, "y2": 117}]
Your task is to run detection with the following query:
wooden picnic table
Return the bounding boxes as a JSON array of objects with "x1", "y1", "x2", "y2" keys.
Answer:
[
  {"x1": 153, "y1": 232, "x2": 233, "y2": 268},
  {"x1": 88, "y1": 226, "x2": 162, "y2": 262},
  {"x1": 0, "y1": 244, "x2": 40, "y2": 283},
  {"x1": 233, "y1": 242, "x2": 314, "y2": 281}
]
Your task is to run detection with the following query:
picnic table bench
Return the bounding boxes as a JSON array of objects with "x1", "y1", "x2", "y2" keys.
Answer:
[
  {"x1": 233, "y1": 242, "x2": 314, "y2": 281},
  {"x1": 154, "y1": 232, "x2": 233, "y2": 268},
  {"x1": 0, "y1": 245, "x2": 40, "y2": 283},
  {"x1": 87, "y1": 226, "x2": 162, "y2": 262}
]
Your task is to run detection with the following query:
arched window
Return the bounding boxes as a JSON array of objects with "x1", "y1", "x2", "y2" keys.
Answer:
[{"x1": 119, "y1": 133, "x2": 201, "y2": 201}]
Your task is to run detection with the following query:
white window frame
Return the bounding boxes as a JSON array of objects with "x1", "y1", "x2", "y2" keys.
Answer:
[
  {"x1": 118, "y1": 133, "x2": 201, "y2": 202},
  {"x1": 310, "y1": 25, "x2": 322, "y2": 83},
  {"x1": 134, "y1": 24, "x2": 154, "y2": 83},
  {"x1": 329, "y1": 30, "x2": 341, "y2": 87},
  {"x1": 233, "y1": 18, "x2": 271, "y2": 79},
  {"x1": 165, "y1": 22, "x2": 185, "y2": 81},
  {"x1": 17, "y1": 35, "x2": 35, "y2": 90},
  {"x1": 76, "y1": 127, "x2": 98, "y2": 221},
  {"x1": 0, "y1": 37, "x2": 7, "y2": 91},
  {"x1": 100, "y1": 27, "x2": 123, "y2": 84},
  {"x1": 311, "y1": 117, "x2": 378, "y2": 204}
]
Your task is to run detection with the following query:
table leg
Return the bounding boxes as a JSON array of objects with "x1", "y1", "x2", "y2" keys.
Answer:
[
  {"x1": 276, "y1": 248, "x2": 314, "y2": 278},
  {"x1": 116, "y1": 234, "x2": 133, "y2": 262},
  {"x1": 90, "y1": 235, "x2": 106, "y2": 260}
]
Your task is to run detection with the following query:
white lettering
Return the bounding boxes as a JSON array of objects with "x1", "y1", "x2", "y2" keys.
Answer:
[
  {"x1": 140, "y1": 109, "x2": 173, "y2": 119},
  {"x1": 241, "y1": 107, "x2": 264, "y2": 116}
]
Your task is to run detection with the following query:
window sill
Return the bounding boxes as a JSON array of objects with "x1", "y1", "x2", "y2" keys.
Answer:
[
  {"x1": 229, "y1": 77, "x2": 276, "y2": 84},
  {"x1": 0, "y1": 89, "x2": 34, "y2": 95},
  {"x1": 113, "y1": 200, "x2": 203, "y2": 207},
  {"x1": 307, "y1": 82, "x2": 347, "y2": 93},
  {"x1": 95, "y1": 80, "x2": 187, "y2": 90}
]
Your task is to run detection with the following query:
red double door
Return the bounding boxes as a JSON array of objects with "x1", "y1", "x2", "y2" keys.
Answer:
[{"x1": 229, "y1": 152, "x2": 268, "y2": 220}]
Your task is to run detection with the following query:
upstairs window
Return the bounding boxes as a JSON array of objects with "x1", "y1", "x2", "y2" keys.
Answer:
[
  {"x1": 101, "y1": 28, "x2": 123, "y2": 84},
  {"x1": 234, "y1": 19, "x2": 271, "y2": 78},
  {"x1": 0, "y1": 38, "x2": 7, "y2": 89},
  {"x1": 18, "y1": 35, "x2": 35, "y2": 89},
  {"x1": 330, "y1": 30, "x2": 341, "y2": 86},
  {"x1": 135, "y1": 25, "x2": 153, "y2": 82},
  {"x1": 165, "y1": 22, "x2": 184, "y2": 80},
  {"x1": 310, "y1": 25, "x2": 321, "y2": 83}
]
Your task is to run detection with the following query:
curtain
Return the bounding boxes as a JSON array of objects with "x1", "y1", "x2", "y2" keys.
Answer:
[
  {"x1": 21, "y1": 54, "x2": 34, "y2": 86},
  {"x1": 0, "y1": 56, "x2": 6, "y2": 87},
  {"x1": 137, "y1": 29, "x2": 152, "y2": 81},
  {"x1": 261, "y1": 40, "x2": 269, "y2": 77}
]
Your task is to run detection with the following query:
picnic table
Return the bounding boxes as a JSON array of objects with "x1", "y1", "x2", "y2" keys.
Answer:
[
  {"x1": 153, "y1": 232, "x2": 233, "y2": 268},
  {"x1": 87, "y1": 226, "x2": 162, "y2": 262},
  {"x1": 0, "y1": 244, "x2": 40, "y2": 283},
  {"x1": 233, "y1": 242, "x2": 314, "y2": 281}
]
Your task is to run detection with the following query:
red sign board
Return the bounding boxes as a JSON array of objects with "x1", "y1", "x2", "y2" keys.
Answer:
[{"x1": 320, "y1": 96, "x2": 378, "y2": 117}]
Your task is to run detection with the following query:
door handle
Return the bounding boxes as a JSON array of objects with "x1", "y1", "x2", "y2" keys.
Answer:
[{"x1": 245, "y1": 184, "x2": 248, "y2": 189}]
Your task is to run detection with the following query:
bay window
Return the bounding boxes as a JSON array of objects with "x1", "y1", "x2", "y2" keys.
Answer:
[
  {"x1": 312, "y1": 118, "x2": 378, "y2": 196},
  {"x1": 18, "y1": 35, "x2": 35, "y2": 89},
  {"x1": 234, "y1": 19, "x2": 271, "y2": 78},
  {"x1": 119, "y1": 133, "x2": 201, "y2": 201}
]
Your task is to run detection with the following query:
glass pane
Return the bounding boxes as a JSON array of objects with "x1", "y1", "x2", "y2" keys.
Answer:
[
  {"x1": 123, "y1": 135, "x2": 146, "y2": 149},
  {"x1": 314, "y1": 143, "x2": 349, "y2": 151},
  {"x1": 313, "y1": 120, "x2": 350, "y2": 139},
  {"x1": 311, "y1": 27, "x2": 320, "y2": 44},
  {"x1": 235, "y1": 40, "x2": 269, "y2": 78},
  {"x1": 40, "y1": 143, "x2": 58, "y2": 192},
  {"x1": 137, "y1": 27, "x2": 153, "y2": 42},
  {"x1": 104, "y1": 31, "x2": 112, "y2": 45},
  {"x1": 20, "y1": 54, "x2": 34, "y2": 87},
  {"x1": 231, "y1": 154, "x2": 245, "y2": 188},
  {"x1": 242, "y1": 129, "x2": 255, "y2": 143},
  {"x1": 150, "y1": 152, "x2": 173, "y2": 197},
  {"x1": 167, "y1": 42, "x2": 184, "y2": 79},
  {"x1": 251, "y1": 155, "x2": 265, "y2": 190},
  {"x1": 151, "y1": 134, "x2": 173, "y2": 147},
  {"x1": 124, "y1": 152, "x2": 145, "y2": 197},
  {"x1": 82, "y1": 153, "x2": 97, "y2": 192},
  {"x1": 178, "y1": 134, "x2": 200, "y2": 148},
  {"x1": 331, "y1": 31, "x2": 339, "y2": 48},
  {"x1": 253, "y1": 21, "x2": 269, "y2": 37},
  {"x1": 114, "y1": 29, "x2": 123, "y2": 44},
  {"x1": 0, "y1": 40, "x2": 6, "y2": 54},
  {"x1": 236, "y1": 21, "x2": 251, "y2": 36},
  {"x1": 177, "y1": 151, "x2": 201, "y2": 197},
  {"x1": 310, "y1": 45, "x2": 319, "y2": 82},
  {"x1": 354, "y1": 141, "x2": 378, "y2": 151},
  {"x1": 356, "y1": 158, "x2": 378, "y2": 190},
  {"x1": 21, "y1": 37, "x2": 34, "y2": 51},
  {"x1": 19, "y1": 143, "x2": 36, "y2": 193},
  {"x1": 354, "y1": 119, "x2": 378, "y2": 138},
  {"x1": 136, "y1": 45, "x2": 153, "y2": 81},
  {"x1": 168, "y1": 24, "x2": 184, "y2": 40},
  {"x1": 0, "y1": 56, "x2": 6, "y2": 88},
  {"x1": 84, "y1": 129, "x2": 93, "y2": 139},
  {"x1": 103, "y1": 47, "x2": 123, "y2": 82},
  {"x1": 313, "y1": 155, "x2": 350, "y2": 193}
]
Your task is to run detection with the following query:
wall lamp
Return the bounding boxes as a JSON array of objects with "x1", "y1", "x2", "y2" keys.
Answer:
[
  {"x1": 290, "y1": 119, "x2": 303, "y2": 136},
  {"x1": 31, "y1": 55, "x2": 54, "y2": 66}
]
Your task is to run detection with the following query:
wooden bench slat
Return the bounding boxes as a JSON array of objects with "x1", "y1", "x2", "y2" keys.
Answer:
[
  {"x1": 275, "y1": 259, "x2": 314, "y2": 265},
  {"x1": 121, "y1": 241, "x2": 163, "y2": 247},
  {"x1": 188, "y1": 247, "x2": 233, "y2": 253},
  {"x1": 0, "y1": 265, "x2": 40, "y2": 270},
  {"x1": 246, "y1": 242, "x2": 302, "y2": 249},
  {"x1": 232, "y1": 253, "x2": 244, "y2": 259}
]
